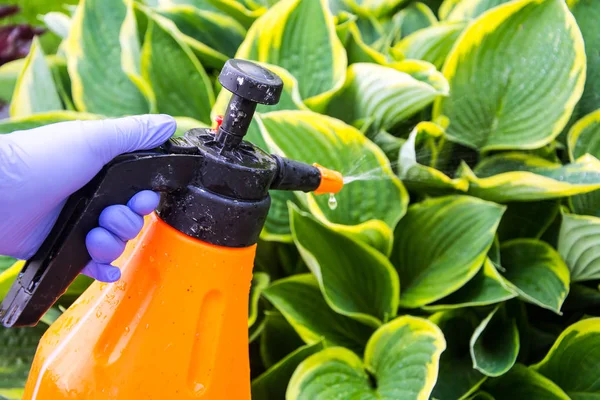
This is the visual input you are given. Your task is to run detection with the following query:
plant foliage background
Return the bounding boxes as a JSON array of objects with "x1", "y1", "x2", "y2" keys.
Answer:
[{"x1": 1, "y1": 0, "x2": 600, "y2": 399}]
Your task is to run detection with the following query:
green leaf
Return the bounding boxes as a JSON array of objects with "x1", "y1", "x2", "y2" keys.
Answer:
[
  {"x1": 249, "y1": 272, "x2": 270, "y2": 328},
  {"x1": 568, "y1": 109, "x2": 600, "y2": 217},
  {"x1": 423, "y1": 258, "x2": 516, "y2": 311},
  {"x1": 0, "y1": 0, "x2": 77, "y2": 25},
  {"x1": 289, "y1": 204, "x2": 399, "y2": 327},
  {"x1": 42, "y1": 11, "x2": 72, "y2": 39},
  {"x1": 568, "y1": 0, "x2": 600, "y2": 123},
  {"x1": 500, "y1": 239, "x2": 570, "y2": 314},
  {"x1": 558, "y1": 212, "x2": 600, "y2": 282},
  {"x1": 336, "y1": 14, "x2": 391, "y2": 65},
  {"x1": 287, "y1": 316, "x2": 446, "y2": 400},
  {"x1": 0, "y1": 111, "x2": 101, "y2": 134},
  {"x1": 394, "y1": 21, "x2": 466, "y2": 70},
  {"x1": 262, "y1": 274, "x2": 375, "y2": 354},
  {"x1": 65, "y1": 0, "x2": 149, "y2": 116},
  {"x1": 347, "y1": 0, "x2": 412, "y2": 18},
  {"x1": 460, "y1": 153, "x2": 600, "y2": 203},
  {"x1": 10, "y1": 37, "x2": 63, "y2": 117},
  {"x1": 394, "y1": 2, "x2": 437, "y2": 38},
  {"x1": 0, "y1": 261, "x2": 22, "y2": 301},
  {"x1": 259, "y1": 311, "x2": 305, "y2": 369},
  {"x1": 483, "y1": 364, "x2": 570, "y2": 400},
  {"x1": 397, "y1": 122, "x2": 469, "y2": 194},
  {"x1": 252, "y1": 342, "x2": 324, "y2": 400},
  {"x1": 496, "y1": 200, "x2": 560, "y2": 242},
  {"x1": 532, "y1": 317, "x2": 600, "y2": 399},
  {"x1": 236, "y1": 0, "x2": 347, "y2": 108},
  {"x1": 157, "y1": 5, "x2": 246, "y2": 58},
  {"x1": 173, "y1": 116, "x2": 209, "y2": 137},
  {"x1": 0, "y1": 324, "x2": 48, "y2": 399},
  {"x1": 433, "y1": 0, "x2": 586, "y2": 151},
  {"x1": 141, "y1": 12, "x2": 214, "y2": 123},
  {"x1": 0, "y1": 257, "x2": 16, "y2": 273},
  {"x1": 470, "y1": 304, "x2": 519, "y2": 377},
  {"x1": 325, "y1": 62, "x2": 448, "y2": 134},
  {"x1": 391, "y1": 195, "x2": 505, "y2": 308},
  {"x1": 257, "y1": 111, "x2": 407, "y2": 253},
  {"x1": 444, "y1": 0, "x2": 513, "y2": 21},
  {"x1": 429, "y1": 310, "x2": 486, "y2": 400}
]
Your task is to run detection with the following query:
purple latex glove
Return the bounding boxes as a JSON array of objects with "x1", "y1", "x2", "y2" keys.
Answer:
[{"x1": 0, "y1": 114, "x2": 177, "y2": 282}]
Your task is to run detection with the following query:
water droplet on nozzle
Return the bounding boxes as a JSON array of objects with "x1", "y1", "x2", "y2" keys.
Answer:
[{"x1": 328, "y1": 193, "x2": 338, "y2": 210}]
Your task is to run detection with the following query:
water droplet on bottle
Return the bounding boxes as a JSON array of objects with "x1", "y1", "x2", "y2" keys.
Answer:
[
  {"x1": 145, "y1": 323, "x2": 150, "y2": 329},
  {"x1": 96, "y1": 311, "x2": 102, "y2": 318},
  {"x1": 125, "y1": 326, "x2": 130, "y2": 333},
  {"x1": 328, "y1": 193, "x2": 338, "y2": 210}
]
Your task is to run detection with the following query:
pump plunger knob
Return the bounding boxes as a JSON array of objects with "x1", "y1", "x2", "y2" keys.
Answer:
[
  {"x1": 216, "y1": 59, "x2": 284, "y2": 149},
  {"x1": 219, "y1": 59, "x2": 283, "y2": 105}
]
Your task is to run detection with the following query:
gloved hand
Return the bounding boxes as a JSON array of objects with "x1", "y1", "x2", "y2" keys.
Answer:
[{"x1": 0, "y1": 114, "x2": 177, "y2": 282}]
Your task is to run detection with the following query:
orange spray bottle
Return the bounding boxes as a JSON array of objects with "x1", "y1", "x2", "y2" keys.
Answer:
[{"x1": 0, "y1": 59, "x2": 343, "y2": 399}]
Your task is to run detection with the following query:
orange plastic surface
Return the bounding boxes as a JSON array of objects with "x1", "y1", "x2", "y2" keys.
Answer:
[
  {"x1": 22, "y1": 213, "x2": 256, "y2": 400},
  {"x1": 313, "y1": 163, "x2": 344, "y2": 195}
]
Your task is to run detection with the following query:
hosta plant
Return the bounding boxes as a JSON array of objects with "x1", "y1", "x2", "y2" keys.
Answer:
[{"x1": 1, "y1": 0, "x2": 600, "y2": 399}]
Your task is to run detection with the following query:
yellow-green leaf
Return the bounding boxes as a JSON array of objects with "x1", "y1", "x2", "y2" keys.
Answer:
[
  {"x1": 500, "y1": 239, "x2": 570, "y2": 314},
  {"x1": 567, "y1": 109, "x2": 600, "y2": 217},
  {"x1": 257, "y1": 111, "x2": 407, "y2": 253},
  {"x1": 558, "y1": 212, "x2": 600, "y2": 282},
  {"x1": 394, "y1": 21, "x2": 465, "y2": 70},
  {"x1": 290, "y1": 205, "x2": 399, "y2": 327},
  {"x1": 259, "y1": 311, "x2": 304, "y2": 369},
  {"x1": 173, "y1": 116, "x2": 208, "y2": 137},
  {"x1": 433, "y1": 0, "x2": 586, "y2": 151},
  {"x1": 429, "y1": 310, "x2": 486, "y2": 400},
  {"x1": 444, "y1": 0, "x2": 513, "y2": 21},
  {"x1": 568, "y1": 0, "x2": 600, "y2": 122},
  {"x1": 336, "y1": 13, "x2": 390, "y2": 65},
  {"x1": 287, "y1": 316, "x2": 446, "y2": 400},
  {"x1": 532, "y1": 317, "x2": 600, "y2": 399},
  {"x1": 470, "y1": 304, "x2": 519, "y2": 377},
  {"x1": 423, "y1": 259, "x2": 516, "y2": 311},
  {"x1": 249, "y1": 272, "x2": 270, "y2": 328},
  {"x1": 0, "y1": 111, "x2": 101, "y2": 134},
  {"x1": 483, "y1": 364, "x2": 570, "y2": 400},
  {"x1": 236, "y1": 0, "x2": 347, "y2": 108},
  {"x1": 141, "y1": 12, "x2": 214, "y2": 123},
  {"x1": 326, "y1": 63, "x2": 448, "y2": 134},
  {"x1": 397, "y1": 122, "x2": 469, "y2": 194},
  {"x1": 66, "y1": 0, "x2": 150, "y2": 116},
  {"x1": 460, "y1": 153, "x2": 600, "y2": 203},
  {"x1": 394, "y1": 2, "x2": 437, "y2": 38},
  {"x1": 252, "y1": 341, "x2": 324, "y2": 400},
  {"x1": 496, "y1": 200, "x2": 560, "y2": 242},
  {"x1": 391, "y1": 195, "x2": 505, "y2": 308},
  {"x1": 262, "y1": 274, "x2": 375, "y2": 355},
  {"x1": 347, "y1": 0, "x2": 412, "y2": 18},
  {"x1": 10, "y1": 37, "x2": 63, "y2": 118}
]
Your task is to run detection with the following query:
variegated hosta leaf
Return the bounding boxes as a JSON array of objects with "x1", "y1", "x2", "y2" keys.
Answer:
[
  {"x1": 211, "y1": 63, "x2": 308, "y2": 120},
  {"x1": 326, "y1": 63, "x2": 448, "y2": 134},
  {"x1": 173, "y1": 116, "x2": 208, "y2": 137},
  {"x1": 500, "y1": 239, "x2": 570, "y2": 313},
  {"x1": 460, "y1": 153, "x2": 600, "y2": 203},
  {"x1": 568, "y1": 109, "x2": 600, "y2": 217},
  {"x1": 0, "y1": 56, "x2": 67, "y2": 104},
  {"x1": 287, "y1": 316, "x2": 446, "y2": 400},
  {"x1": 65, "y1": 0, "x2": 150, "y2": 116},
  {"x1": 259, "y1": 311, "x2": 305, "y2": 369},
  {"x1": 393, "y1": 2, "x2": 437, "y2": 39},
  {"x1": 423, "y1": 259, "x2": 516, "y2": 311},
  {"x1": 532, "y1": 317, "x2": 600, "y2": 399},
  {"x1": 483, "y1": 364, "x2": 570, "y2": 400},
  {"x1": 42, "y1": 11, "x2": 72, "y2": 39},
  {"x1": 429, "y1": 310, "x2": 486, "y2": 400},
  {"x1": 391, "y1": 195, "x2": 505, "y2": 308},
  {"x1": 335, "y1": 13, "x2": 391, "y2": 65},
  {"x1": 397, "y1": 122, "x2": 469, "y2": 194},
  {"x1": 289, "y1": 205, "x2": 399, "y2": 327},
  {"x1": 470, "y1": 304, "x2": 519, "y2": 377},
  {"x1": 444, "y1": 0, "x2": 513, "y2": 21},
  {"x1": 257, "y1": 111, "x2": 407, "y2": 253},
  {"x1": 394, "y1": 21, "x2": 466, "y2": 70},
  {"x1": 249, "y1": 272, "x2": 270, "y2": 328},
  {"x1": 262, "y1": 274, "x2": 375, "y2": 355},
  {"x1": 433, "y1": 0, "x2": 586, "y2": 151},
  {"x1": 346, "y1": 0, "x2": 412, "y2": 18},
  {"x1": 0, "y1": 111, "x2": 101, "y2": 134},
  {"x1": 568, "y1": 0, "x2": 600, "y2": 122},
  {"x1": 496, "y1": 200, "x2": 560, "y2": 242},
  {"x1": 141, "y1": 12, "x2": 215, "y2": 123},
  {"x1": 236, "y1": 0, "x2": 347, "y2": 109},
  {"x1": 156, "y1": 5, "x2": 246, "y2": 69},
  {"x1": 558, "y1": 212, "x2": 600, "y2": 282},
  {"x1": 10, "y1": 37, "x2": 63, "y2": 118},
  {"x1": 251, "y1": 342, "x2": 324, "y2": 400}
]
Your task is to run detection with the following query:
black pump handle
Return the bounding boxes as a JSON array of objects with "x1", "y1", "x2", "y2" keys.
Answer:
[{"x1": 0, "y1": 151, "x2": 203, "y2": 328}]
